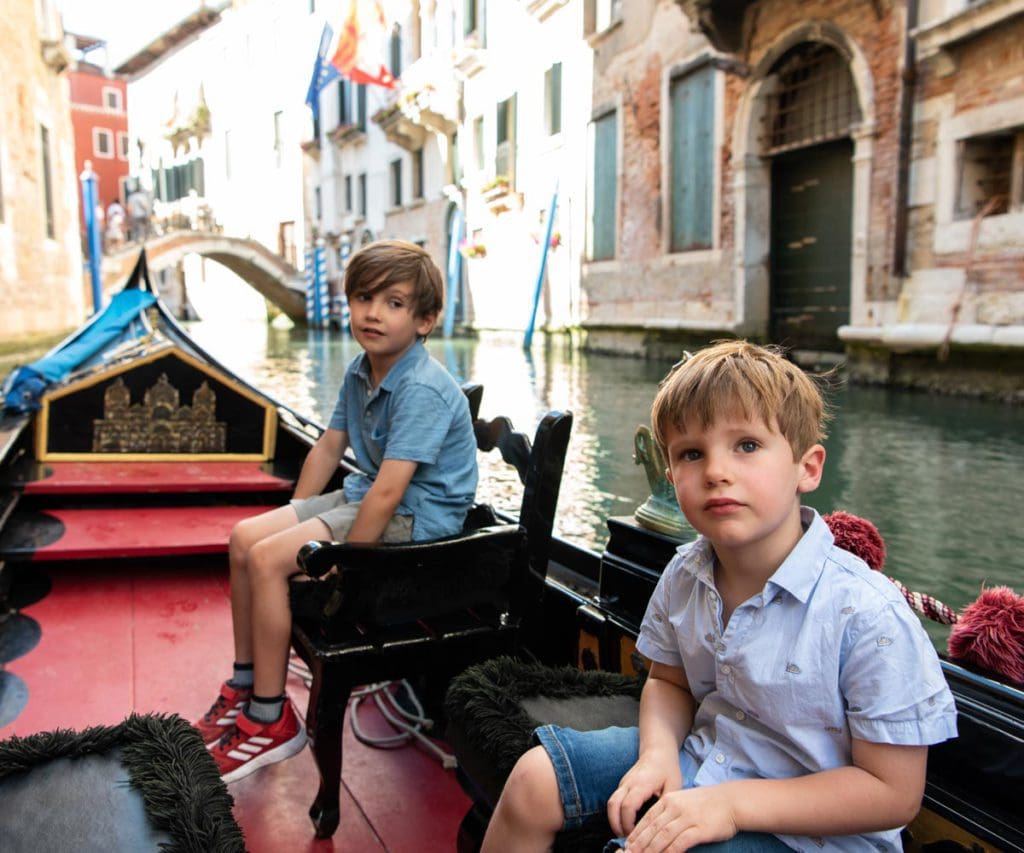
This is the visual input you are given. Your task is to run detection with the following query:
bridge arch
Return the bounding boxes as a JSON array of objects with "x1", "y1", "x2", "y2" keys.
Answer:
[{"x1": 101, "y1": 232, "x2": 308, "y2": 323}]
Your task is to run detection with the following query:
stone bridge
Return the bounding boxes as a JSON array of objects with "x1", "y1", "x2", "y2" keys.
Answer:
[{"x1": 101, "y1": 232, "x2": 308, "y2": 323}]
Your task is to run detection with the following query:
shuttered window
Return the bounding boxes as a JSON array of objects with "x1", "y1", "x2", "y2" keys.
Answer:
[
  {"x1": 591, "y1": 110, "x2": 617, "y2": 261},
  {"x1": 670, "y1": 63, "x2": 714, "y2": 252}
]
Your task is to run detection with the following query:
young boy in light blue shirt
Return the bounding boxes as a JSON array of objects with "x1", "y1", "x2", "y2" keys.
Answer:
[
  {"x1": 484, "y1": 340, "x2": 956, "y2": 853},
  {"x1": 194, "y1": 240, "x2": 478, "y2": 782}
]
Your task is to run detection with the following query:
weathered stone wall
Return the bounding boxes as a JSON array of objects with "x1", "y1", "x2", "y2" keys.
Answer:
[{"x1": 0, "y1": 1, "x2": 86, "y2": 343}]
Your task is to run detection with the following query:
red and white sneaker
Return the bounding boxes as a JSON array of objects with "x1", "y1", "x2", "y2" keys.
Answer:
[
  {"x1": 210, "y1": 699, "x2": 307, "y2": 783},
  {"x1": 194, "y1": 682, "x2": 253, "y2": 747}
]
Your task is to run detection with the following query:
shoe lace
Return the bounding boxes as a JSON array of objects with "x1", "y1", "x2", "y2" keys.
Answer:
[
  {"x1": 203, "y1": 693, "x2": 230, "y2": 723},
  {"x1": 217, "y1": 723, "x2": 245, "y2": 751}
]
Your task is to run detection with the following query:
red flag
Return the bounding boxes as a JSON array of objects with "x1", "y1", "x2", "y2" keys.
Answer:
[{"x1": 330, "y1": 0, "x2": 397, "y2": 89}]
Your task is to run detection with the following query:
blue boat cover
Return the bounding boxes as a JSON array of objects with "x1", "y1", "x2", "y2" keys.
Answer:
[{"x1": 2, "y1": 288, "x2": 156, "y2": 414}]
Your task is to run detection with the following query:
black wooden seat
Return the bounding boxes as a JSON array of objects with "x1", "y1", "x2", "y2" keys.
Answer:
[{"x1": 287, "y1": 408, "x2": 573, "y2": 838}]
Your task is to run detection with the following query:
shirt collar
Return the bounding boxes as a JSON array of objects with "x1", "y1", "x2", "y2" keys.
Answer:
[
  {"x1": 354, "y1": 340, "x2": 428, "y2": 394},
  {"x1": 676, "y1": 506, "x2": 833, "y2": 604}
]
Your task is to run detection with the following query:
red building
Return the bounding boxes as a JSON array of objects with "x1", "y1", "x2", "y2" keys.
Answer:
[{"x1": 67, "y1": 35, "x2": 129, "y2": 235}]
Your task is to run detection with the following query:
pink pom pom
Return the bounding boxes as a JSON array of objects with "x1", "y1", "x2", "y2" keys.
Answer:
[
  {"x1": 948, "y1": 586, "x2": 1024, "y2": 685},
  {"x1": 823, "y1": 511, "x2": 887, "y2": 571}
]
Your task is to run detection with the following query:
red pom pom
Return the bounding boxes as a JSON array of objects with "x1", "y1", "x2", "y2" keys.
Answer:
[
  {"x1": 948, "y1": 586, "x2": 1024, "y2": 685},
  {"x1": 823, "y1": 511, "x2": 887, "y2": 571}
]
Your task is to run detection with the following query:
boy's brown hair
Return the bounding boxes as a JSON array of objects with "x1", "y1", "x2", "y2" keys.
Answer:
[
  {"x1": 651, "y1": 339, "x2": 829, "y2": 459},
  {"x1": 343, "y1": 239, "x2": 444, "y2": 321}
]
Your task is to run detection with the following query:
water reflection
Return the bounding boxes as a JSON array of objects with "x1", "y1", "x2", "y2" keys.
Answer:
[{"x1": 186, "y1": 319, "x2": 1022, "y2": 647}]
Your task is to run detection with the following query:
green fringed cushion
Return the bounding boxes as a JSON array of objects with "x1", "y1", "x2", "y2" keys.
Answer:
[
  {"x1": 0, "y1": 712, "x2": 245, "y2": 853},
  {"x1": 445, "y1": 656, "x2": 642, "y2": 851}
]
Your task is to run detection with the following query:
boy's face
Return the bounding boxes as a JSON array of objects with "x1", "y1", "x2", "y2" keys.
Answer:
[
  {"x1": 349, "y1": 279, "x2": 437, "y2": 374},
  {"x1": 663, "y1": 412, "x2": 825, "y2": 562}
]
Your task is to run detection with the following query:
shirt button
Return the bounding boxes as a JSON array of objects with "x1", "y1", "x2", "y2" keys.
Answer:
[
  {"x1": 721, "y1": 664, "x2": 732, "y2": 675},
  {"x1": 735, "y1": 710, "x2": 746, "y2": 721},
  {"x1": 715, "y1": 753, "x2": 726, "y2": 764},
  {"x1": 707, "y1": 591, "x2": 718, "y2": 602}
]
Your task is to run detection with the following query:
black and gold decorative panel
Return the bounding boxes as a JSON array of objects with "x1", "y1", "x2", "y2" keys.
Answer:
[{"x1": 36, "y1": 346, "x2": 277, "y2": 461}]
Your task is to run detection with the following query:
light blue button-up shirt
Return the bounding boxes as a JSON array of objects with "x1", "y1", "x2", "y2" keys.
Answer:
[
  {"x1": 636, "y1": 507, "x2": 957, "y2": 853},
  {"x1": 328, "y1": 341, "x2": 478, "y2": 541}
]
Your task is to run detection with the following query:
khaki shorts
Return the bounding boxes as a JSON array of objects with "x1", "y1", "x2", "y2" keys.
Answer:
[{"x1": 290, "y1": 489, "x2": 414, "y2": 543}]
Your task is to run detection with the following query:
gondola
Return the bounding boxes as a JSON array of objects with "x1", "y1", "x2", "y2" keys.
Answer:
[{"x1": 0, "y1": 252, "x2": 1020, "y2": 852}]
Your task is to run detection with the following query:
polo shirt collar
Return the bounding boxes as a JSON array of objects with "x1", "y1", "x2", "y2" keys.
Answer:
[
  {"x1": 354, "y1": 340, "x2": 428, "y2": 394},
  {"x1": 676, "y1": 506, "x2": 832, "y2": 604}
]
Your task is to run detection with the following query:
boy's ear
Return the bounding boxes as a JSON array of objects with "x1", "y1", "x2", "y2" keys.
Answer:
[
  {"x1": 416, "y1": 311, "x2": 438, "y2": 337},
  {"x1": 796, "y1": 444, "x2": 826, "y2": 495}
]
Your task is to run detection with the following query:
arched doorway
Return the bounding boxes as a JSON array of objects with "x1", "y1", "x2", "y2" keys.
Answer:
[{"x1": 764, "y1": 42, "x2": 861, "y2": 350}]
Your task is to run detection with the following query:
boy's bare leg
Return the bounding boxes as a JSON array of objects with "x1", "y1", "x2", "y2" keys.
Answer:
[
  {"x1": 228, "y1": 505, "x2": 307, "y2": 664},
  {"x1": 245, "y1": 516, "x2": 332, "y2": 697},
  {"x1": 483, "y1": 746, "x2": 565, "y2": 853}
]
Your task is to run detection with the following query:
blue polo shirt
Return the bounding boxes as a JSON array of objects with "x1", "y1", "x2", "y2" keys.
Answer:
[
  {"x1": 328, "y1": 341, "x2": 478, "y2": 541},
  {"x1": 637, "y1": 507, "x2": 957, "y2": 853}
]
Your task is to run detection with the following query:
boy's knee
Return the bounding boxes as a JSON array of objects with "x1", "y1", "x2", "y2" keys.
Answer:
[{"x1": 500, "y1": 745, "x2": 563, "y2": 827}]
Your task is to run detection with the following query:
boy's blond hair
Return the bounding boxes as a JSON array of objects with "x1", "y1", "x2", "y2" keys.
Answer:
[
  {"x1": 651, "y1": 340, "x2": 829, "y2": 459},
  {"x1": 344, "y1": 239, "x2": 444, "y2": 321}
]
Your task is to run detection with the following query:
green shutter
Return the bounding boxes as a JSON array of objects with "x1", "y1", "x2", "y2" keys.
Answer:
[
  {"x1": 670, "y1": 64, "x2": 714, "y2": 252},
  {"x1": 592, "y1": 111, "x2": 617, "y2": 260}
]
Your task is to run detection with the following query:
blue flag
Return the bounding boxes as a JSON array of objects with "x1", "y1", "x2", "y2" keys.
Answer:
[{"x1": 305, "y1": 23, "x2": 340, "y2": 121}]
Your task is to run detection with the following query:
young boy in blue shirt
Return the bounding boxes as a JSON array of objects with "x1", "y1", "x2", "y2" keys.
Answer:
[
  {"x1": 195, "y1": 240, "x2": 478, "y2": 782},
  {"x1": 484, "y1": 340, "x2": 956, "y2": 852}
]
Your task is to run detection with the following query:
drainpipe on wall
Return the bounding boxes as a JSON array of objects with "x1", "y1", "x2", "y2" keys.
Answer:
[{"x1": 893, "y1": 0, "x2": 919, "y2": 278}]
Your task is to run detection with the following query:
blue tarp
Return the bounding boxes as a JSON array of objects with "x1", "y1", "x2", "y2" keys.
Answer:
[{"x1": 2, "y1": 288, "x2": 157, "y2": 414}]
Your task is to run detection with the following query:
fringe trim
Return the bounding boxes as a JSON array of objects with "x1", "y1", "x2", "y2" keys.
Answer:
[{"x1": 0, "y1": 712, "x2": 245, "y2": 853}]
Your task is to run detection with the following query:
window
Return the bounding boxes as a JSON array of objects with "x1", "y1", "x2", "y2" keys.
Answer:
[
  {"x1": 315, "y1": 186, "x2": 322, "y2": 221},
  {"x1": 463, "y1": 0, "x2": 477, "y2": 37},
  {"x1": 117, "y1": 132, "x2": 129, "y2": 161},
  {"x1": 496, "y1": 95, "x2": 516, "y2": 186},
  {"x1": 590, "y1": 110, "x2": 616, "y2": 261},
  {"x1": 273, "y1": 110, "x2": 283, "y2": 167},
  {"x1": 93, "y1": 127, "x2": 113, "y2": 158},
  {"x1": 40, "y1": 124, "x2": 55, "y2": 239},
  {"x1": 152, "y1": 158, "x2": 205, "y2": 202},
  {"x1": 358, "y1": 172, "x2": 367, "y2": 217},
  {"x1": 584, "y1": 0, "x2": 622, "y2": 36},
  {"x1": 391, "y1": 158, "x2": 403, "y2": 207},
  {"x1": 390, "y1": 24, "x2": 402, "y2": 78},
  {"x1": 544, "y1": 62, "x2": 562, "y2": 136},
  {"x1": 344, "y1": 174, "x2": 353, "y2": 211},
  {"x1": 956, "y1": 128, "x2": 1024, "y2": 220},
  {"x1": 473, "y1": 116, "x2": 484, "y2": 171},
  {"x1": 102, "y1": 86, "x2": 123, "y2": 111},
  {"x1": 413, "y1": 147, "x2": 424, "y2": 199},
  {"x1": 669, "y1": 63, "x2": 714, "y2": 252}
]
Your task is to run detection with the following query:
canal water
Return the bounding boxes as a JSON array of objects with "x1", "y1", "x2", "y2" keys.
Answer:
[{"x1": 185, "y1": 318, "x2": 1023, "y2": 650}]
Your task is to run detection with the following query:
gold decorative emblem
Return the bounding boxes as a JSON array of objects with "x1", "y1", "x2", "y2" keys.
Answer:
[{"x1": 92, "y1": 374, "x2": 226, "y2": 453}]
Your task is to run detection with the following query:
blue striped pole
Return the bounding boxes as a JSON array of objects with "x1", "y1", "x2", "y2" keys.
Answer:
[
  {"x1": 313, "y1": 241, "x2": 328, "y2": 328},
  {"x1": 524, "y1": 183, "x2": 558, "y2": 349},
  {"x1": 304, "y1": 246, "x2": 315, "y2": 325},
  {"x1": 443, "y1": 208, "x2": 464, "y2": 338},
  {"x1": 338, "y1": 239, "x2": 351, "y2": 334}
]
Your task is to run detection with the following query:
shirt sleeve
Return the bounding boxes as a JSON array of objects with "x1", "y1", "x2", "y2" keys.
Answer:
[
  {"x1": 841, "y1": 599, "x2": 958, "y2": 746},
  {"x1": 328, "y1": 374, "x2": 349, "y2": 432},
  {"x1": 381, "y1": 383, "x2": 453, "y2": 465},
  {"x1": 636, "y1": 556, "x2": 687, "y2": 668}
]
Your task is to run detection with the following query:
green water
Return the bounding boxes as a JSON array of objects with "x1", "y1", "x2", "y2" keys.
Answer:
[{"x1": 187, "y1": 321, "x2": 1023, "y2": 649}]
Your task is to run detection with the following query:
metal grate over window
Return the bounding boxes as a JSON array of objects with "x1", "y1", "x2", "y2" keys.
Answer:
[{"x1": 763, "y1": 43, "x2": 861, "y2": 155}]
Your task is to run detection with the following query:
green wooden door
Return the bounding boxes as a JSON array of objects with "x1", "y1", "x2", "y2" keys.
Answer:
[{"x1": 769, "y1": 139, "x2": 853, "y2": 350}]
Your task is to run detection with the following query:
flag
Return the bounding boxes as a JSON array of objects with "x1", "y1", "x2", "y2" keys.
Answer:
[
  {"x1": 305, "y1": 23, "x2": 341, "y2": 121},
  {"x1": 330, "y1": 0, "x2": 397, "y2": 90}
]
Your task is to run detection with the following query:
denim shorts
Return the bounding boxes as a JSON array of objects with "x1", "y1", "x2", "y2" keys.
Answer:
[
  {"x1": 533, "y1": 724, "x2": 792, "y2": 852},
  {"x1": 291, "y1": 490, "x2": 414, "y2": 542}
]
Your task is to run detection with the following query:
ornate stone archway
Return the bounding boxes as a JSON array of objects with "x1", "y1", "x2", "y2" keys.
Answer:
[{"x1": 730, "y1": 21, "x2": 876, "y2": 339}]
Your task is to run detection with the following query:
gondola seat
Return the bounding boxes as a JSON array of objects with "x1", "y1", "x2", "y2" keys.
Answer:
[
  {"x1": 444, "y1": 656, "x2": 642, "y2": 852},
  {"x1": 287, "y1": 409, "x2": 573, "y2": 838},
  {"x1": 0, "y1": 712, "x2": 245, "y2": 852}
]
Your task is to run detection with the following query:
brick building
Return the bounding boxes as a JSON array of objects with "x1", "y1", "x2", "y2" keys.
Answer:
[
  {"x1": 67, "y1": 40, "x2": 130, "y2": 232},
  {"x1": 0, "y1": 0, "x2": 86, "y2": 342},
  {"x1": 577, "y1": 0, "x2": 1023, "y2": 394}
]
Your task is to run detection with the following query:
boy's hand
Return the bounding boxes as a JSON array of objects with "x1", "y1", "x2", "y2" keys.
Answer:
[
  {"x1": 625, "y1": 785, "x2": 738, "y2": 853},
  {"x1": 607, "y1": 754, "x2": 683, "y2": 837}
]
